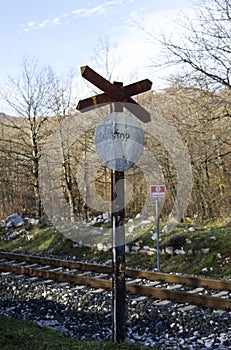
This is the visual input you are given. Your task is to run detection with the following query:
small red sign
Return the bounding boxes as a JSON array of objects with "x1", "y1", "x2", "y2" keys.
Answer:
[{"x1": 150, "y1": 185, "x2": 166, "y2": 199}]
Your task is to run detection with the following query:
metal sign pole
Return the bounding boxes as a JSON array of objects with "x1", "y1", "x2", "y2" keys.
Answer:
[
  {"x1": 111, "y1": 84, "x2": 126, "y2": 343},
  {"x1": 156, "y1": 198, "x2": 160, "y2": 272},
  {"x1": 150, "y1": 185, "x2": 166, "y2": 272}
]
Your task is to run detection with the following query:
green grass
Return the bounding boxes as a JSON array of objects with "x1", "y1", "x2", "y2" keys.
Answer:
[
  {"x1": 0, "y1": 315, "x2": 150, "y2": 350},
  {"x1": 0, "y1": 219, "x2": 230, "y2": 278},
  {"x1": 160, "y1": 222, "x2": 231, "y2": 278},
  {"x1": 124, "y1": 220, "x2": 231, "y2": 278}
]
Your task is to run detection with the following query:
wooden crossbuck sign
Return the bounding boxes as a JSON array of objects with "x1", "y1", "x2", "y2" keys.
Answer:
[
  {"x1": 76, "y1": 65, "x2": 152, "y2": 122},
  {"x1": 76, "y1": 65, "x2": 152, "y2": 344}
]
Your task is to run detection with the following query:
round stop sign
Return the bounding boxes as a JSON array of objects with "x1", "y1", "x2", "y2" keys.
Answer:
[{"x1": 94, "y1": 112, "x2": 144, "y2": 171}]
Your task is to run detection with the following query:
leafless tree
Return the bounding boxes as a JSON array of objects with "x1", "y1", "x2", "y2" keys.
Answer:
[
  {"x1": 0, "y1": 58, "x2": 55, "y2": 218},
  {"x1": 158, "y1": 0, "x2": 231, "y2": 91},
  {"x1": 46, "y1": 70, "x2": 78, "y2": 221}
]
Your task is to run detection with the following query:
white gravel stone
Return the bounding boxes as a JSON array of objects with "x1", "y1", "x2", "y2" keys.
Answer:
[{"x1": 0, "y1": 273, "x2": 230, "y2": 349}]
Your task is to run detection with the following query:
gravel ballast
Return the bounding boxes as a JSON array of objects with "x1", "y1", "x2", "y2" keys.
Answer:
[{"x1": 0, "y1": 273, "x2": 230, "y2": 349}]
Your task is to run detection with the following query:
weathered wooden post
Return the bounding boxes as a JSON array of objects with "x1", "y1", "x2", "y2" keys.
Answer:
[{"x1": 110, "y1": 86, "x2": 126, "y2": 342}]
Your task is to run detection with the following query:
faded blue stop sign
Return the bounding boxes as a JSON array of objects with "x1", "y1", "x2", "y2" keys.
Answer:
[{"x1": 94, "y1": 112, "x2": 144, "y2": 171}]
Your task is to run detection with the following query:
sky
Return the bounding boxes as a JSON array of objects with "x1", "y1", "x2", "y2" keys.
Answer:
[{"x1": 0, "y1": 0, "x2": 203, "y2": 114}]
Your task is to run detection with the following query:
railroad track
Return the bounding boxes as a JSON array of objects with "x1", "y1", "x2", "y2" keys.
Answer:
[{"x1": 0, "y1": 250, "x2": 230, "y2": 311}]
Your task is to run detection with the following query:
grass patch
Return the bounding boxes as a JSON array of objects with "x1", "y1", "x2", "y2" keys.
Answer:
[
  {"x1": 0, "y1": 219, "x2": 230, "y2": 278},
  {"x1": 0, "y1": 315, "x2": 150, "y2": 350}
]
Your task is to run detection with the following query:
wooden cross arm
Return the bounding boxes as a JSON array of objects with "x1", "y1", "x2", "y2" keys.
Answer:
[
  {"x1": 76, "y1": 65, "x2": 152, "y2": 123},
  {"x1": 77, "y1": 78, "x2": 152, "y2": 111}
]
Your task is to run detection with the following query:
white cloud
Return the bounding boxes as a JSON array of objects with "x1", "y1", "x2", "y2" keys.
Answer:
[
  {"x1": 87, "y1": 5, "x2": 106, "y2": 16},
  {"x1": 109, "y1": 5, "x2": 198, "y2": 86},
  {"x1": 53, "y1": 17, "x2": 61, "y2": 25},
  {"x1": 20, "y1": 0, "x2": 134, "y2": 32},
  {"x1": 38, "y1": 20, "x2": 50, "y2": 28},
  {"x1": 71, "y1": 9, "x2": 84, "y2": 17}
]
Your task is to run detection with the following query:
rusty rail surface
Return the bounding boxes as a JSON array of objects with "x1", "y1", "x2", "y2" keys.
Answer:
[{"x1": 0, "y1": 251, "x2": 230, "y2": 311}]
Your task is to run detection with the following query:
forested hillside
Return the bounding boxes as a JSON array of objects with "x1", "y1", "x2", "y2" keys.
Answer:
[{"x1": 0, "y1": 85, "x2": 230, "y2": 222}]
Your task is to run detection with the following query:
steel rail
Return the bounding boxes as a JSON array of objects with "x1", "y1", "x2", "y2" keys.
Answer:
[
  {"x1": 0, "y1": 250, "x2": 230, "y2": 291},
  {"x1": 0, "y1": 261, "x2": 230, "y2": 311},
  {"x1": 0, "y1": 252, "x2": 230, "y2": 311}
]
